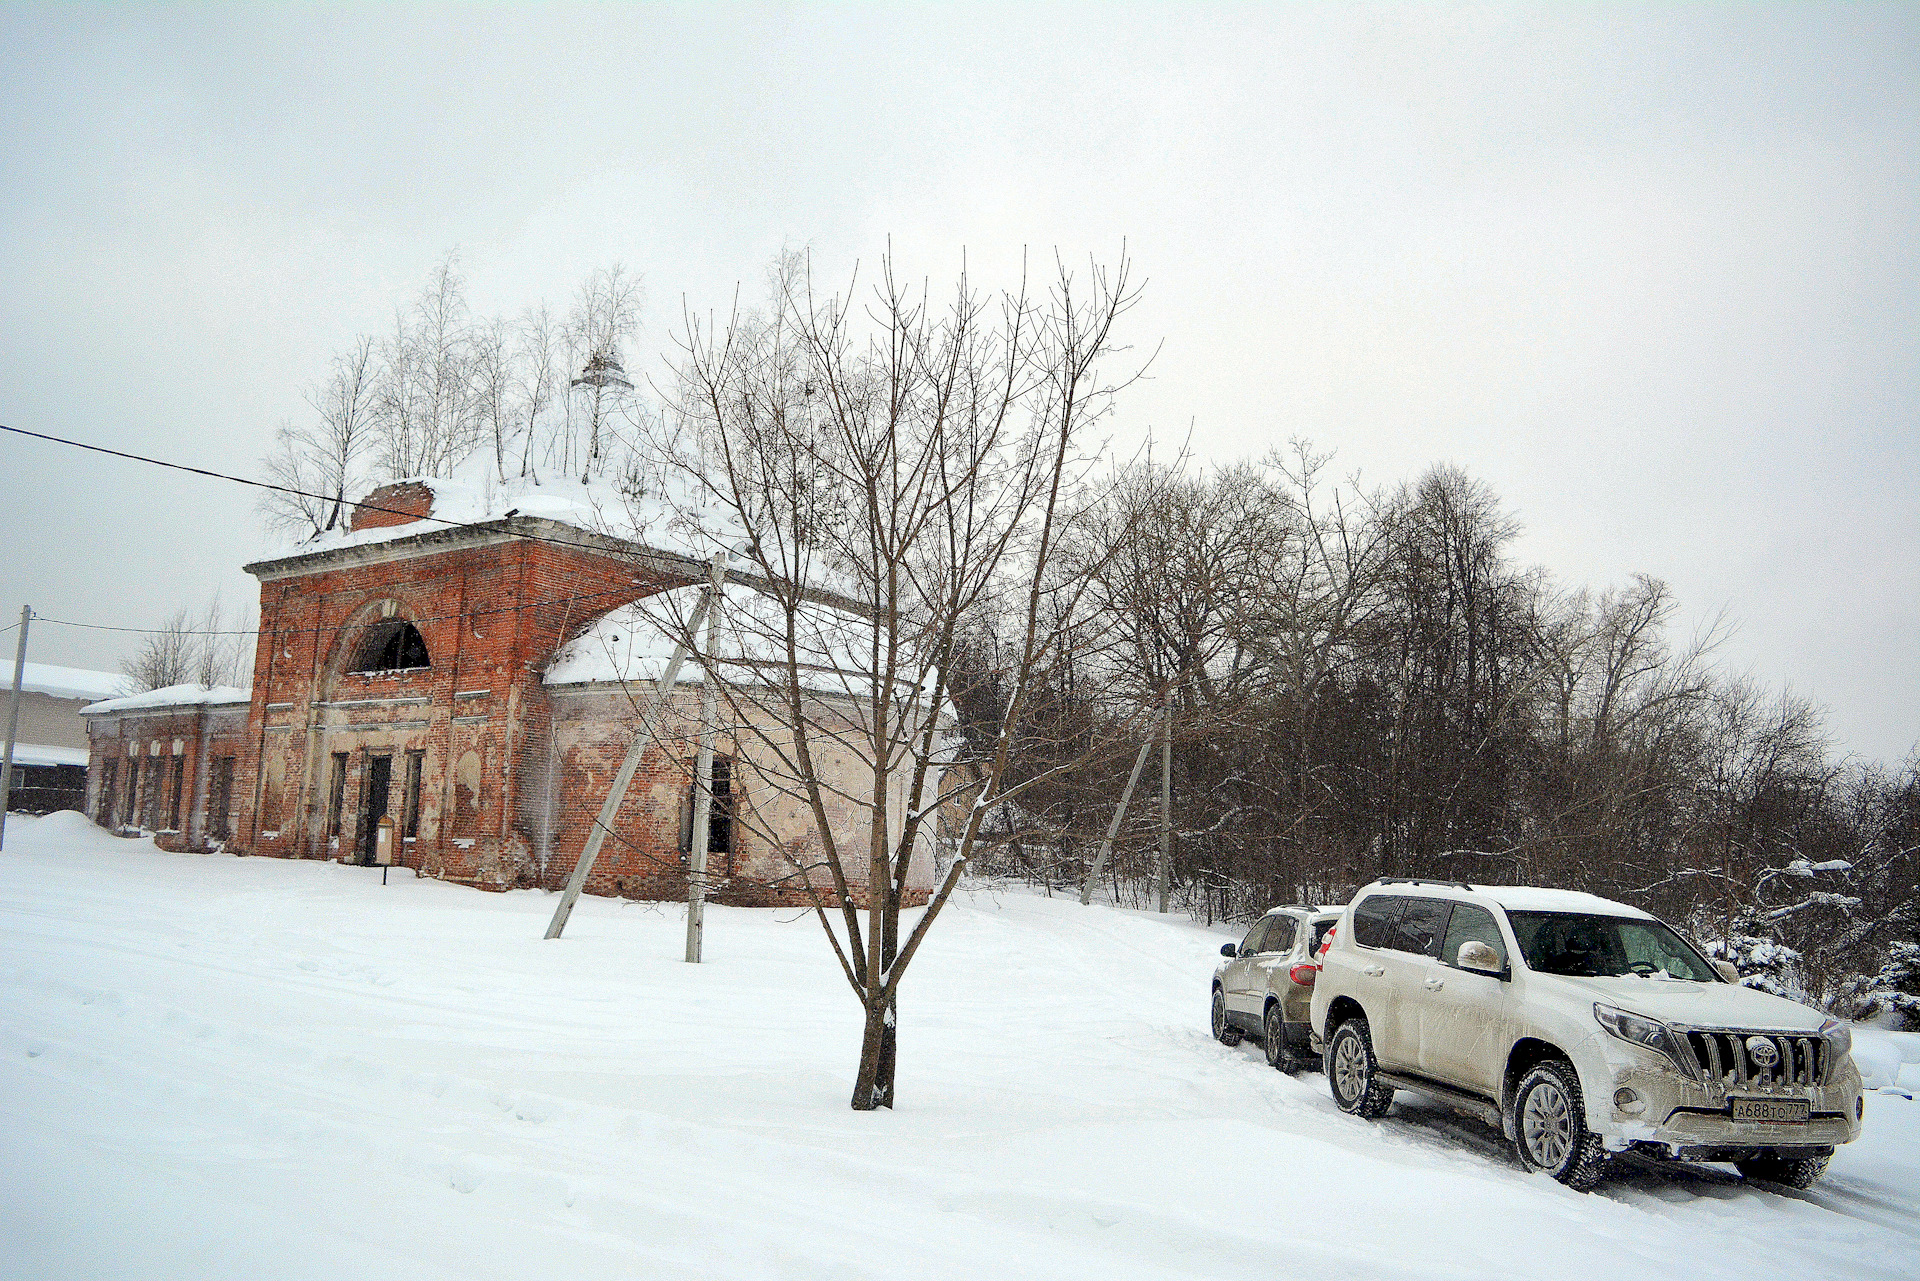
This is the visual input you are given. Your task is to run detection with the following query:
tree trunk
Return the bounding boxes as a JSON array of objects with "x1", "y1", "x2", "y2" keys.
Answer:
[{"x1": 851, "y1": 995, "x2": 894, "y2": 1110}]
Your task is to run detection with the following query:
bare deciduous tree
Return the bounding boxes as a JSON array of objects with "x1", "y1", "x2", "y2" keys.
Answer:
[{"x1": 639, "y1": 247, "x2": 1146, "y2": 1109}]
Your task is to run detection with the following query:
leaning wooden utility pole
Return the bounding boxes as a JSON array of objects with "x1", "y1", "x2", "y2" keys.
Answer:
[
  {"x1": 0, "y1": 606, "x2": 31, "y2": 852},
  {"x1": 1081, "y1": 707, "x2": 1164, "y2": 906},
  {"x1": 545, "y1": 575, "x2": 722, "y2": 940},
  {"x1": 1156, "y1": 682, "x2": 1173, "y2": 913},
  {"x1": 684, "y1": 555, "x2": 724, "y2": 963}
]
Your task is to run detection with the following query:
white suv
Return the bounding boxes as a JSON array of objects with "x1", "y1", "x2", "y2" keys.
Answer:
[{"x1": 1310, "y1": 879, "x2": 1863, "y2": 1190}]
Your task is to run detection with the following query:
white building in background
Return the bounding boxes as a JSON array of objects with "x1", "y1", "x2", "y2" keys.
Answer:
[{"x1": 6, "y1": 663, "x2": 127, "y2": 814}]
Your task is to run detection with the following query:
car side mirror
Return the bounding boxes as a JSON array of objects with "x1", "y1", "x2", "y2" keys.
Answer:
[
  {"x1": 1220, "y1": 943, "x2": 1237, "y2": 958},
  {"x1": 1713, "y1": 960, "x2": 1739, "y2": 983},
  {"x1": 1456, "y1": 941, "x2": 1502, "y2": 974}
]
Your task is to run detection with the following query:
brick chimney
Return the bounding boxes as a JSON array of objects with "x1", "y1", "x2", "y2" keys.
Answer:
[{"x1": 351, "y1": 482, "x2": 436, "y2": 532}]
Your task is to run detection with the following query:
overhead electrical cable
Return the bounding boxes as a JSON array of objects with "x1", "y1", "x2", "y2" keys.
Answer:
[{"x1": 0, "y1": 422, "x2": 717, "y2": 639}]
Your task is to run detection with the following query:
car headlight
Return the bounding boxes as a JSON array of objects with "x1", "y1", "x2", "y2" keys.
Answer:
[
  {"x1": 1820, "y1": 1017, "x2": 1853, "y2": 1058},
  {"x1": 1594, "y1": 1003, "x2": 1685, "y2": 1068}
]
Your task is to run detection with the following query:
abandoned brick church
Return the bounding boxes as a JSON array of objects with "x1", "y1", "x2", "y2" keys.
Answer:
[{"x1": 82, "y1": 479, "x2": 935, "y2": 908}]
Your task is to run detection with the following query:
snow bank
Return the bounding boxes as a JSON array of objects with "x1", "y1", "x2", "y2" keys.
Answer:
[
  {"x1": 81, "y1": 683, "x2": 250, "y2": 715},
  {"x1": 1856, "y1": 1027, "x2": 1920, "y2": 1092},
  {"x1": 13, "y1": 661, "x2": 127, "y2": 702},
  {"x1": 3, "y1": 816, "x2": 1916, "y2": 1281}
]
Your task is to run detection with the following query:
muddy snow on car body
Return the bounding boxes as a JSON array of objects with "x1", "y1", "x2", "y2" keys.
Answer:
[{"x1": 3, "y1": 811, "x2": 1916, "y2": 1280}]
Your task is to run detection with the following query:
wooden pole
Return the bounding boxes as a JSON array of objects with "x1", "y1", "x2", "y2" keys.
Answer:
[
  {"x1": 1081, "y1": 720, "x2": 1159, "y2": 906},
  {"x1": 0, "y1": 606, "x2": 29, "y2": 851},
  {"x1": 685, "y1": 555, "x2": 723, "y2": 963},
  {"x1": 1157, "y1": 681, "x2": 1173, "y2": 913},
  {"x1": 544, "y1": 582, "x2": 718, "y2": 940}
]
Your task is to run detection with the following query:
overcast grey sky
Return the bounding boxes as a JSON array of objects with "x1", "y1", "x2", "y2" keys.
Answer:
[{"x1": 1, "y1": 3, "x2": 1914, "y2": 761}]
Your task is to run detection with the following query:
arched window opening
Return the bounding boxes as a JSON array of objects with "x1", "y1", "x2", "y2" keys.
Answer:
[{"x1": 350, "y1": 619, "x2": 431, "y2": 673}]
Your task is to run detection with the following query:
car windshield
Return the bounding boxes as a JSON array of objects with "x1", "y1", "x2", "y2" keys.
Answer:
[{"x1": 1506, "y1": 911, "x2": 1718, "y2": 982}]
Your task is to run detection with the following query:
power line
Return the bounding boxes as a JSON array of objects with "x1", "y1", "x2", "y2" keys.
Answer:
[
  {"x1": 0, "y1": 421, "x2": 724, "y2": 638},
  {"x1": 0, "y1": 421, "x2": 687, "y2": 566}
]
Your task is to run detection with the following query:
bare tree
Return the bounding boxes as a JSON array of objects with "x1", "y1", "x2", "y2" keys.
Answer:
[
  {"x1": 258, "y1": 335, "x2": 378, "y2": 538},
  {"x1": 640, "y1": 247, "x2": 1146, "y2": 1110},
  {"x1": 121, "y1": 595, "x2": 252, "y2": 693}
]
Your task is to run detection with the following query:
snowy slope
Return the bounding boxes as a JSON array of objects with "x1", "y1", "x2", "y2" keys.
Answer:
[{"x1": 2, "y1": 813, "x2": 1915, "y2": 1281}]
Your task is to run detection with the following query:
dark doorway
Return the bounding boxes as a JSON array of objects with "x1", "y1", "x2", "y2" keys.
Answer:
[{"x1": 360, "y1": 753, "x2": 392, "y2": 865}]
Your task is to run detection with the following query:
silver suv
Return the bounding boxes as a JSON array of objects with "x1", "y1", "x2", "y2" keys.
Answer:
[
  {"x1": 1311, "y1": 879, "x2": 1863, "y2": 1190},
  {"x1": 1212, "y1": 906, "x2": 1341, "y2": 1071}
]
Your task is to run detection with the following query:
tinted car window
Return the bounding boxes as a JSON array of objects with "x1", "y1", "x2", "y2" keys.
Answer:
[
  {"x1": 1311, "y1": 919, "x2": 1336, "y2": 954},
  {"x1": 1265, "y1": 917, "x2": 1297, "y2": 953},
  {"x1": 1440, "y1": 903, "x2": 1506, "y2": 970},
  {"x1": 1390, "y1": 898, "x2": 1451, "y2": 957},
  {"x1": 1507, "y1": 912, "x2": 1717, "y2": 981},
  {"x1": 1239, "y1": 919, "x2": 1269, "y2": 956},
  {"x1": 1352, "y1": 896, "x2": 1404, "y2": 949}
]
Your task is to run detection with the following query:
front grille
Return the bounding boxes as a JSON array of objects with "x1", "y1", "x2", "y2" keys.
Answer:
[{"x1": 1683, "y1": 1030, "x2": 1826, "y2": 1092}]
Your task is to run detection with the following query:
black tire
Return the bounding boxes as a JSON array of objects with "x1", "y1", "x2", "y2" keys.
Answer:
[
  {"x1": 1264, "y1": 1004, "x2": 1298, "y2": 1073},
  {"x1": 1326, "y1": 1017, "x2": 1394, "y2": 1118},
  {"x1": 1512, "y1": 1060, "x2": 1609, "y2": 1191},
  {"x1": 1211, "y1": 987, "x2": 1242, "y2": 1046},
  {"x1": 1735, "y1": 1149, "x2": 1833, "y2": 1190}
]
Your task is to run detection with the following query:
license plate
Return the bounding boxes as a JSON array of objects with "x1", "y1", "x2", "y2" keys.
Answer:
[{"x1": 1731, "y1": 1097, "x2": 1809, "y2": 1123}]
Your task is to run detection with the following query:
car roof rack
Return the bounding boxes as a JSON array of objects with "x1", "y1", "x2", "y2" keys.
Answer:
[{"x1": 1376, "y1": 877, "x2": 1475, "y2": 891}]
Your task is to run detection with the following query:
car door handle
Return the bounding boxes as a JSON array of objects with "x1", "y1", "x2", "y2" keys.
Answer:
[
  {"x1": 1424, "y1": 977, "x2": 1444, "y2": 991},
  {"x1": 1361, "y1": 965, "x2": 1385, "y2": 978}
]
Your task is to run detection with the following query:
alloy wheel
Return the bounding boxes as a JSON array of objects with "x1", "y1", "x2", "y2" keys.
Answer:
[
  {"x1": 1332, "y1": 1030, "x2": 1366, "y2": 1102},
  {"x1": 1522, "y1": 1080, "x2": 1573, "y2": 1170}
]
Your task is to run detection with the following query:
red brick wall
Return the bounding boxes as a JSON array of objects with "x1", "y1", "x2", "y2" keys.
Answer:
[
  {"x1": 350, "y1": 482, "x2": 436, "y2": 531},
  {"x1": 232, "y1": 532, "x2": 684, "y2": 890},
  {"x1": 86, "y1": 702, "x2": 250, "y2": 851}
]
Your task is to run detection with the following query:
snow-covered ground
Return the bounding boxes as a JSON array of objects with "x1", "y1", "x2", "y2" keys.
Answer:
[{"x1": 3, "y1": 813, "x2": 1916, "y2": 1281}]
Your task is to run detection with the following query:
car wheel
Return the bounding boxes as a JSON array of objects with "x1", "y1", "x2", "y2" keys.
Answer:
[
  {"x1": 1735, "y1": 1149, "x2": 1833, "y2": 1190},
  {"x1": 1264, "y1": 1004, "x2": 1297, "y2": 1073},
  {"x1": 1326, "y1": 1017, "x2": 1394, "y2": 1118},
  {"x1": 1211, "y1": 987, "x2": 1242, "y2": 1046},
  {"x1": 1512, "y1": 1060, "x2": 1609, "y2": 1191}
]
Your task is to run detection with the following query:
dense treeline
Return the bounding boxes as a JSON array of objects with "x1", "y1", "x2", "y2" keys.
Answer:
[
  {"x1": 961, "y1": 449, "x2": 1918, "y2": 1024},
  {"x1": 271, "y1": 254, "x2": 1916, "y2": 1026}
]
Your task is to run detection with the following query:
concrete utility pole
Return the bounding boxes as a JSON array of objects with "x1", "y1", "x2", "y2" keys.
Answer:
[
  {"x1": 0, "y1": 606, "x2": 30, "y2": 852},
  {"x1": 1080, "y1": 710, "x2": 1162, "y2": 906},
  {"x1": 545, "y1": 577, "x2": 721, "y2": 940},
  {"x1": 1157, "y1": 682, "x2": 1173, "y2": 914},
  {"x1": 685, "y1": 555, "x2": 724, "y2": 964}
]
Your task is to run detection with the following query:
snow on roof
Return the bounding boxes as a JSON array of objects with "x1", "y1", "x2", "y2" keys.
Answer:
[
  {"x1": 545, "y1": 584, "x2": 870, "y2": 693},
  {"x1": 82, "y1": 684, "x2": 251, "y2": 715},
  {"x1": 4, "y1": 743, "x2": 89, "y2": 768},
  {"x1": 1359, "y1": 880, "x2": 1653, "y2": 919},
  {"x1": 264, "y1": 447, "x2": 739, "y2": 565},
  {"x1": 15, "y1": 663, "x2": 128, "y2": 703},
  {"x1": 544, "y1": 583, "x2": 950, "y2": 717},
  {"x1": 1480, "y1": 885, "x2": 1653, "y2": 918}
]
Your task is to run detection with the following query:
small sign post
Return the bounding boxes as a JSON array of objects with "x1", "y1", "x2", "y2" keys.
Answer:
[{"x1": 375, "y1": 815, "x2": 395, "y2": 884}]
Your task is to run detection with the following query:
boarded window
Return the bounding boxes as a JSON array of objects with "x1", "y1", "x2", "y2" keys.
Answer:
[
  {"x1": 452, "y1": 750, "x2": 482, "y2": 836},
  {"x1": 402, "y1": 749, "x2": 424, "y2": 838},
  {"x1": 100, "y1": 761, "x2": 118, "y2": 826},
  {"x1": 350, "y1": 620, "x2": 431, "y2": 673},
  {"x1": 209, "y1": 757, "x2": 234, "y2": 839},
  {"x1": 327, "y1": 753, "x2": 349, "y2": 838},
  {"x1": 167, "y1": 757, "x2": 185, "y2": 830}
]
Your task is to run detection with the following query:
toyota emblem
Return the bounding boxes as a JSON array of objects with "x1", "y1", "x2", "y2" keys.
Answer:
[{"x1": 1746, "y1": 1036, "x2": 1780, "y2": 1068}]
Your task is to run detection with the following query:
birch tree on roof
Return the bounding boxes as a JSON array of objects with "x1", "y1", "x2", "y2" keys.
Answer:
[{"x1": 640, "y1": 247, "x2": 1148, "y2": 1110}]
